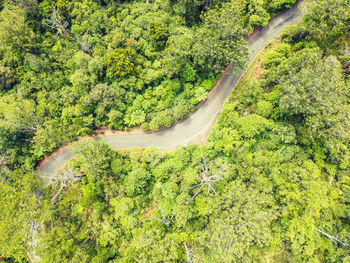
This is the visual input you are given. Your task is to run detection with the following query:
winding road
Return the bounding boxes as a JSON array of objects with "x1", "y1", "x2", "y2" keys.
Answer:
[{"x1": 39, "y1": 3, "x2": 303, "y2": 178}]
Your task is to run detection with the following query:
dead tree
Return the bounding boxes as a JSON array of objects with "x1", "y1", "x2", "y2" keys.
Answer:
[
  {"x1": 0, "y1": 153, "x2": 9, "y2": 181},
  {"x1": 184, "y1": 242, "x2": 202, "y2": 263},
  {"x1": 43, "y1": 164, "x2": 84, "y2": 202},
  {"x1": 43, "y1": 6, "x2": 70, "y2": 38},
  {"x1": 27, "y1": 221, "x2": 41, "y2": 262},
  {"x1": 150, "y1": 203, "x2": 174, "y2": 227},
  {"x1": 79, "y1": 37, "x2": 92, "y2": 55},
  {"x1": 185, "y1": 156, "x2": 222, "y2": 204},
  {"x1": 0, "y1": 153, "x2": 7, "y2": 167},
  {"x1": 316, "y1": 228, "x2": 349, "y2": 247}
]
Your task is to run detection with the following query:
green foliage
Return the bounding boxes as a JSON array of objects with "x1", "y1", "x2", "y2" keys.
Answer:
[
  {"x1": 302, "y1": 0, "x2": 350, "y2": 50},
  {"x1": 71, "y1": 140, "x2": 115, "y2": 180},
  {"x1": 124, "y1": 110, "x2": 146, "y2": 127},
  {"x1": 235, "y1": 79, "x2": 263, "y2": 110},
  {"x1": 0, "y1": 6, "x2": 35, "y2": 54},
  {"x1": 206, "y1": 30, "x2": 349, "y2": 260},
  {"x1": 0, "y1": 0, "x2": 298, "y2": 167},
  {"x1": 206, "y1": 181, "x2": 276, "y2": 262},
  {"x1": 262, "y1": 50, "x2": 284, "y2": 68},
  {"x1": 194, "y1": 86, "x2": 207, "y2": 103},
  {"x1": 149, "y1": 110, "x2": 174, "y2": 130},
  {"x1": 1, "y1": 1, "x2": 349, "y2": 262},
  {"x1": 274, "y1": 48, "x2": 350, "y2": 162},
  {"x1": 124, "y1": 167, "x2": 150, "y2": 197},
  {"x1": 149, "y1": 21, "x2": 169, "y2": 50},
  {"x1": 0, "y1": 168, "x2": 44, "y2": 262},
  {"x1": 0, "y1": 94, "x2": 38, "y2": 133},
  {"x1": 107, "y1": 109, "x2": 123, "y2": 129},
  {"x1": 182, "y1": 63, "x2": 196, "y2": 82},
  {"x1": 104, "y1": 48, "x2": 135, "y2": 80},
  {"x1": 255, "y1": 100, "x2": 273, "y2": 118},
  {"x1": 246, "y1": 0, "x2": 271, "y2": 30},
  {"x1": 192, "y1": 1, "x2": 248, "y2": 73},
  {"x1": 235, "y1": 114, "x2": 274, "y2": 138},
  {"x1": 268, "y1": 0, "x2": 297, "y2": 13},
  {"x1": 0, "y1": 66, "x2": 13, "y2": 90}
]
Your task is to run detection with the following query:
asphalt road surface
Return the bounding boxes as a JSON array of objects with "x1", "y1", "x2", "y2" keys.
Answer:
[{"x1": 39, "y1": 3, "x2": 303, "y2": 178}]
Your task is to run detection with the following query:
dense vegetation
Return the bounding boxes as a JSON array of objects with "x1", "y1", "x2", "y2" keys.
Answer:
[
  {"x1": 0, "y1": 0, "x2": 300, "y2": 166},
  {"x1": 1, "y1": 0, "x2": 350, "y2": 262}
]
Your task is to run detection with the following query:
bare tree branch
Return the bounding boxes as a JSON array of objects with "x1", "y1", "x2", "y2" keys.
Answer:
[
  {"x1": 27, "y1": 221, "x2": 41, "y2": 262},
  {"x1": 42, "y1": 6, "x2": 70, "y2": 38},
  {"x1": 185, "y1": 155, "x2": 222, "y2": 204},
  {"x1": 78, "y1": 37, "x2": 92, "y2": 54},
  {"x1": 150, "y1": 203, "x2": 174, "y2": 227},
  {"x1": 43, "y1": 164, "x2": 84, "y2": 202},
  {"x1": 184, "y1": 242, "x2": 203, "y2": 263},
  {"x1": 0, "y1": 153, "x2": 7, "y2": 167},
  {"x1": 316, "y1": 228, "x2": 349, "y2": 247}
]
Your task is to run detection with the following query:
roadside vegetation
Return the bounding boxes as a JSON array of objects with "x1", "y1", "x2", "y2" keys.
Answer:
[
  {"x1": 0, "y1": 0, "x2": 350, "y2": 262},
  {"x1": 0, "y1": 0, "x2": 300, "y2": 166}
]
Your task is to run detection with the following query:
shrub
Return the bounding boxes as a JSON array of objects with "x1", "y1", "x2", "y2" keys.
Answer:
[
  {"x1": 275, "y1": 43, "x2": 291, "y2": 57},
  {"x1": 125, "y1": 110, "x2": 146, "y2": 127},
  {"x1": 124, "y1": 168, "x2": 151, "y2": 197},
  {"x1": 262, "y1": 50, "x2": 284, "y2": 68},
  {"x1": 235, "y1": 114, "x2": 274, "y2": 138},
  {"x1": 236, "y1": 80, "x2": 263, "y2": 109},
  {"x1": 149, "y1": 110, "x2": 174, "y2": 130},
  {"x1": 194, "y1": 87, "x2": 207, "y2": 103},
  {"x1": 108, "y1": 109, "x2": 123, "y2": 129},
  {"x1": 173, "y1": 100, "x2": 193, "y2": 120},
  {"x1": 255, "y1": 100, "x2": 273, "y2": 118},
  {"x1": 293, "y1": 41, "x2": 305, "y2": 51},
  {"x1": 0, "y1": 66, "x2": 13, "y2": 90},
  {"x1": 182, "y1": 63, "x2": 196, "y2": 82},
  {"x1": 73, "y1": 51, "x2": 91, "y2": 69},
  {"x1": 201, "y1": 79, "x2": 213, "y2": 92}
]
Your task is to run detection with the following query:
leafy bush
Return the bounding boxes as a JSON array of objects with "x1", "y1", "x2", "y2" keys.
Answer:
[
  {"x1": 124, "y1": 168, "x2": 151, "y2": 197},
  {"x1": 275, "y1": 43, "x2": 291, "y2": 57},
  {"x1": 124, "y1": 110, "x2": 146, "y2": 127},
  {"x1": 149, "y1": 110, "x2": 174, "y2": 130},
  {"x1": 262, "y1": 50, "x2": 284, "y2": 68},
  {"x1": 182, "y1": 63, "x2": 196, "y2": 82},
  {"x1": 201, "y1": 79, "x2": 214, "y2": 92},
  {"x1": 173, "y1": 100, "x2": 193, "y2": 120},
  {"x1": 255, "y1": 100, "x2": 273, "y2": 118},
  {"x1": 108, "y1": 109, "x2": 123, "y2": 129},
  {"x1": 0, "y1": 66, "x2": 13, "y2": 90},
  {"x1": 235, "y1": 114, "x2": 274, "y2": 138}
]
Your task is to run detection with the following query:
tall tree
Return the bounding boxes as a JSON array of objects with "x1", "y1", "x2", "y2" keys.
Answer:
[
  {"x1": 0, "y1": 6, "x2": 35, "y2": 53},
  {"x1": 302, "y1": 0, "x2": 350, "y2": 49},
  {"x1": 192, "y1": 1, "x2": 248, "y2": 73},
  {"x1": 276, "y1": 48, "x2": 350, "y2": 163},
  {"x1": 0, "y1": 168, "x2": 44, "y2": 262},
  {"x1": 204, "y1": 180, "x2": 276, "y2": 262}
]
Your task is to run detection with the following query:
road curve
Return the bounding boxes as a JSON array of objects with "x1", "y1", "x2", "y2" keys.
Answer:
[{"x1": 39, "y1": 4, "x2": 303, "y2": 177}]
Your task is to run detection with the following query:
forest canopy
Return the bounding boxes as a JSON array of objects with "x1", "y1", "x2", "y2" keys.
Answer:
[
  {"x1": 1, "y1": 0, "x2": 350, "y2": 262},
  {"x1": 0, "y1": 0, "x2": 302, "y2": 165}
]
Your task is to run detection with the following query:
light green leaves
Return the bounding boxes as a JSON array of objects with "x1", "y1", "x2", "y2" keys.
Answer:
[
  {"x1": 0, "y1": 169, "x2": 44, "y2": 262},
  {"x1": 104, "y1": 48, "x2": 135, "y2": 80},
  {"x1": 124, "y1": 110, "x2": 146, "y2": 127},
  {"x1": 192, "y1": 1, "x2": 248, "y2": 73}
]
